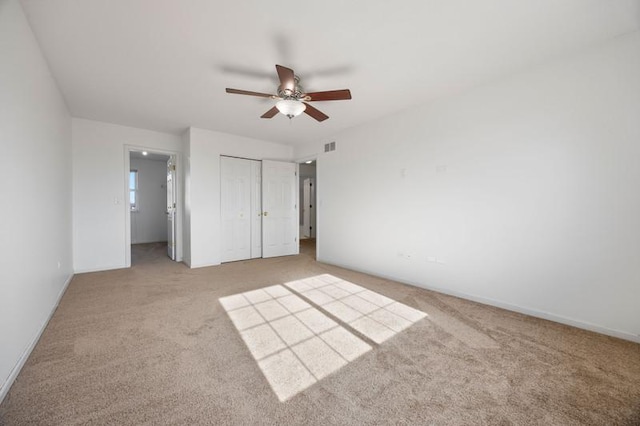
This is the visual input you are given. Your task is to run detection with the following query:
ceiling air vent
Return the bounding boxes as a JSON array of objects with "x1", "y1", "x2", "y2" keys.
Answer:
[{"x1": 324, "y1": 141, "x2": 336, "y2": 152}]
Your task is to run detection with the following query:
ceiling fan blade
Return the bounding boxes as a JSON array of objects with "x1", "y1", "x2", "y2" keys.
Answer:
[
  {"x1": 226, "y1": 88, "x2": 275, "y2": 98},
  {"x1": 276, "y1": 65, "x2": 296, "y2": 93},
  {"x1": 261, "y1": 106, "x2": 279, "y2": 119},
  {"x1": 303, "y1": 103, "x2": 329, "y2": 122},
  {"x1": 305, "y1": 89, "x2": 352, "y2": 101}
]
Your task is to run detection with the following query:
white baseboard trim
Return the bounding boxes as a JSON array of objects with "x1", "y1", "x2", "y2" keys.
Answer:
[
  {"x1": 0, "y1": 273, "x2": 74, "y2": 404},
  {"x1": 422, "y1": 283, "x2": 640, "y2": 343},
  {"x1": 74, "y1": 264, "x2": 125, "y2": 274},
  {"x1": 75, "y1": 255, "x2": 184, "y2": 273},
  {"x1": 189, "y1": 261, "x2": 221, "y2": 269},
  {"x1": 321, "y1": 259, "x2": 640, "y2": 344}
]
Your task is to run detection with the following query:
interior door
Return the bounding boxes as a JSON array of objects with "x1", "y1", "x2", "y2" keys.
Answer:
[
  {"x1": 262, "y1": 160, "x2": 299, "y2": 258},
  {"x1": 250, "y1": 160, "x2": 262, "y2": 258},
  {"x1": 221, "y1": 156, "x2": 252, "y2": 262},
  {"x1": 166, "y1": 156, "x2": 177, "y2": 260}
]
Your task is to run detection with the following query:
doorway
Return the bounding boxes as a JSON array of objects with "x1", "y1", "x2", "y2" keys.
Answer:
[
  {"x1": 124, "y1": 146, "x2": 182, "y2": 267},
  {"x1": 298, "y1": 159, "x2": 317, "y2": 258}
]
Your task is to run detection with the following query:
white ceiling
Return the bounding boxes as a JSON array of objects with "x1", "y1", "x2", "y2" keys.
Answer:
[{"x1": 20, "y1": 0, "x2": 640, "y2": 145}]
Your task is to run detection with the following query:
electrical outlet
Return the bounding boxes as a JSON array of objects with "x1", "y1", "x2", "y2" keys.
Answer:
[{"x1": 57, "y1": 261, "x2": 61, "y2": 269}]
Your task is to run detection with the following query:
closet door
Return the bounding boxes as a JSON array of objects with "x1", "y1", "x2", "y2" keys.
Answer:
[
  {"x1": 250, "y1": 160, "x2": 262, "y2": 258},
  {"x1": 262, "y1": 160, "x2": 299, "y2": 258},
  {"x1": 221, "y1": 157, "x2": 251, "y2": 262}
]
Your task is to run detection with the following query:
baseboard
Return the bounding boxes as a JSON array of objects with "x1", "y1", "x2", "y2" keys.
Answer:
[
  {"x1": 0, "y1": 273, "x2": 74, "y2": 404},
  {"x1": 75, "y1": 255, "x2": 183, "y2": 273},
  {"x1": 74, "y1": 264, "x2": 125, "y2": 274},
  {"x1": 321, "y1": 259, "x2": 640, "y2": 344},
  {"x1": 188, "y1": 261, "x2": 221, "y2": 269},
  {"x1": 422, "y1": 283, "x2": 640, "y2": 343}
]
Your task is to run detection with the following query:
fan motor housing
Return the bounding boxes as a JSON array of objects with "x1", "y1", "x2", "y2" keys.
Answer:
[{"x1": 278, "y1": 76, "x2": 305, "y2": 100}]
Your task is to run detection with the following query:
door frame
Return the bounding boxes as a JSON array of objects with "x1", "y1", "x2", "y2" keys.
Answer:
[
  {"x1": 296, "y1": 155, "x2": 318, "y2": 257},
  {"x1": 124, "y1": 145, "x2": 183, "y2": 267}
]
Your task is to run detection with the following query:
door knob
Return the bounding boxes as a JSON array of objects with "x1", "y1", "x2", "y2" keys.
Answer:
[{"x1": 263, "y1": 211, "x2": 268, "y2": 216}]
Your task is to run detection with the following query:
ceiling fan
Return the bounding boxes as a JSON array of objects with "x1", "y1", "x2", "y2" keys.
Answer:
[{"x1": 225, "y1": 65, "x2": 352, "y2": 122}]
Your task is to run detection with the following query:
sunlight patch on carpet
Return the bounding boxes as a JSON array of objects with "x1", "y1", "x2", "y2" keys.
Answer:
[
  {"x1": 285, "y1": 274, "x2": 428, "y2": 344},
  {"x1": 219, "y1": 274, "x2": 427, "y2": 401}
]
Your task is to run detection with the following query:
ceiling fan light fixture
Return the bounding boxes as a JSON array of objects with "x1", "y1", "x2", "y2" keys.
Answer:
[
  {"x1": 226, "y1": 64, "x2": 350, "y2": 122},
  {"x1": 276, "y1": 99, "x2": 306, "y2": 118}
]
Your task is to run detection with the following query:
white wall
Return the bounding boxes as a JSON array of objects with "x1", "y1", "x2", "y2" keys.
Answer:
[
  {"x1": 298, "y1": 33, "x2": 640, "y2": 342},
  {"x1": 72, "y1": 119, "x2": 182, "y2": 272},
  {"x1": 185, "y1": 127, "x2": 293, "y2": 267},
  {"x1": 130, "y1": 157, "x2": 167, "y2": 244},
  {"x1": 0, "y1": 0, "x2": 72, "y2": 400}
]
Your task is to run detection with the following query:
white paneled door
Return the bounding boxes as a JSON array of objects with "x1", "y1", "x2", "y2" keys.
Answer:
[
  {"x1": 250, "y1": 160, "x2": 262, "y2": 258},
  {"x1": 221, "y1": 157, "x2": 253, "y2": 262},
  {"x1": 262, "y1": 160, "x2": 299, "y2": 258},
  {"x1": 166, "y1": 156, "x2": 177, "y2": 260}
]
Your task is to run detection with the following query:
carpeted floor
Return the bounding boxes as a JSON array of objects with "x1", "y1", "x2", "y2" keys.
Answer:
[{"x1": 1, "y1": 242, "x2": 639, "y2": 425}]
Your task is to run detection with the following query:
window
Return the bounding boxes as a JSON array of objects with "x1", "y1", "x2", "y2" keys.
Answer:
[{"x1": 129, "y1": 170, "x2": 138, "y2": 211}]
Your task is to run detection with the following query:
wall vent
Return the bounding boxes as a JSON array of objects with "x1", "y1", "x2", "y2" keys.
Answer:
[{"x1": 324, "y1": 141, "x2": 336, "y2": 152}]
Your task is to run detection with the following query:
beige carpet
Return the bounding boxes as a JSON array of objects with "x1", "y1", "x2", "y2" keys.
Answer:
[{"x1": 1, "y1": 241, "x2": 639, "y2": 425}]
